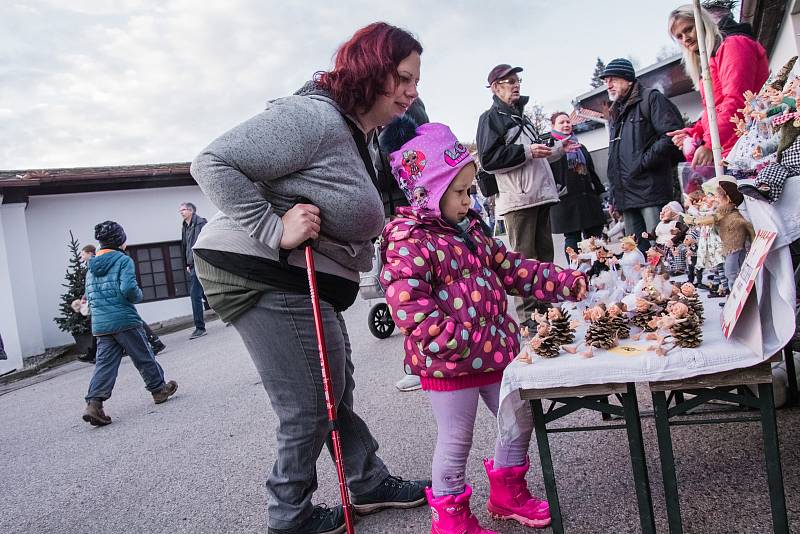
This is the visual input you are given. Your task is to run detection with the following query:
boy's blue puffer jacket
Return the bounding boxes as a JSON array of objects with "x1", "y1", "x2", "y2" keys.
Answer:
[{"x1": 86, "y1": 250, "x2": 143, "y2": 335}]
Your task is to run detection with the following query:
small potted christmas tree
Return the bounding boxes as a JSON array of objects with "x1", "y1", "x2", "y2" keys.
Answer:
[{"x1": 53, "y1": 231, "x2": 92, "y2": 353}]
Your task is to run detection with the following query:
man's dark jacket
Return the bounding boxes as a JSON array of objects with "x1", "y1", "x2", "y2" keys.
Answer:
[
  {"x1": 606, "y1": 81, "x2": 683, "y2": 211},
  {"x1": 181, "y1": 212, "x2": 207, "y2": 268}
]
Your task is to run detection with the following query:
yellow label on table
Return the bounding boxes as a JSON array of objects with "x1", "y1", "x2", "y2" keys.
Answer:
[{"x1": 609, "y1": 345, "x2": 646, "y2": 356}]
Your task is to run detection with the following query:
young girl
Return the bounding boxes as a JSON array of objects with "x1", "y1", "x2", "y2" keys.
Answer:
[{"x1": 380, "y1": 121, "x2": 586, "y2": 533}]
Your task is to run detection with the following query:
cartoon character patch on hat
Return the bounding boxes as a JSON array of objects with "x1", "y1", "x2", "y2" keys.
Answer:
[
  {"x1": 412, "y1": 186, "x2": 429, "y2": 209},
  {"x1": 401, "y1": 150, "x2": 426, "y2": 180}
]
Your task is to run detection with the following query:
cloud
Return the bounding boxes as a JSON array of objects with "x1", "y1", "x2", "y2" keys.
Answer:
[{"x1": 1, "y1": 0, "x2": 685, "y2": 169}]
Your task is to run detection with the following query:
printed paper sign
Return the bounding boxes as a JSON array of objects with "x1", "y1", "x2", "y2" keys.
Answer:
[{"x1": 721, "y1": 229, "x2": 777, "y2": 338}]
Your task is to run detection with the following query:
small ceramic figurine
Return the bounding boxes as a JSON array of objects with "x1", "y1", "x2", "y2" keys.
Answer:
[{"x1": 618, "y1": 236, "x2": 646, "y2": 288}]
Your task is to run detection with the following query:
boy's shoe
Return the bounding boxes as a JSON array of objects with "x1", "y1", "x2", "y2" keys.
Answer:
[
  {"x1": 149, "y1": 337, "x2": 166, "y2": 355},
  {"x1": 152, "y1": 380, "x2": 178, "y2": 404},
  {"x1": 484, "y1": 457, "x2": 551, "y2": 528},
  {"x1": 76, "y1": 353, "x2": 96, "y2": 363},
  {"x1": 267, "y1": 504, "x2": 345, "y2": 534},
  {"x1": 395, "y1": 374, "x2": 421, "y2": 392},
  {"x1": 82, "y1": 400, "x2": 112, "y2": 426},
  {"x1": 351, "y1": 475, "x2": 429, "y2": 515},
  {"x1": 189, "y1": 328, "x2": 207, "y2": 340}
]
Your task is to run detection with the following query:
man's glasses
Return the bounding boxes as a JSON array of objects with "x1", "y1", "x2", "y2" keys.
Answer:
[{"x1": 495, "y1": 77, "x2": 522, "y2": 86}]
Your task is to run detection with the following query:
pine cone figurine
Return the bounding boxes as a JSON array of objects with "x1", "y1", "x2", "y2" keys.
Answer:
[
  {"x1": 679, "y1": 283, "x2": 705, "y2": 325},
  {"x1": 671, "y1": 312, "x2": 703, "y2": 348},
  {"x1": 609, "y1": 314, "x2": 630, "y2": 340},
  {"x1": 529, "y1": 322, "x2": 560, "y2": 358},
  {"x1": 547, "y1": 307, "x2": 575, "y2": 346},
  {"x1": 631, "y1": 298, "x2": 659, "y2": 332},
  {"x1": 530, "y1": 334, "x2": 560, "y2": 359},
  {"x1": 584, "y1": 305, "x2": 616, "y2": 350}
]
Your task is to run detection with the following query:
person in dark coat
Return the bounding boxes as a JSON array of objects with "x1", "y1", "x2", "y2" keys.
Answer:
[
  {"x1": 602, "y1": 58, "x2": 684, "y2": 253},
  {"x1": 180, "y1": 202, "x2": 208, "y2": 339},
  {"x1": 548, "y1": 111, "x2": 607, "y2": 259}
]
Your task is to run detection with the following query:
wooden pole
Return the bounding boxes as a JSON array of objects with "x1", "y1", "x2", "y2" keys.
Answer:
[{"x1": 692, "y1": 0, "x2": 725, "y2": 176}]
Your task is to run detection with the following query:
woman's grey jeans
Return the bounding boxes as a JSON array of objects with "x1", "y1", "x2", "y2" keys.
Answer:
[{"x1": 233, "y1": 289, "x2": 389, "y2": 530}]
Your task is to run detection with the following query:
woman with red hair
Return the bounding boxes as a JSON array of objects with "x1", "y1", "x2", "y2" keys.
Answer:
[{"x1": 191, "y1": 22, "x2": 427, "y2": 534}]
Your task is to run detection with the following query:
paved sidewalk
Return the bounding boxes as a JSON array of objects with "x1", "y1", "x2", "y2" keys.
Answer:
[{"x1": 1, "y1": 294, "x2": 798, "y2": 533}]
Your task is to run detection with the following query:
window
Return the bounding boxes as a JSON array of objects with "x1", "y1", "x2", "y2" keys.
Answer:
[{"x1": 127, "y1": 241, "x2": 188, "y2": 302}]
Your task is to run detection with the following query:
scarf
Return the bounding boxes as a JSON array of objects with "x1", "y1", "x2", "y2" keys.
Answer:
[{"x1": 551, "y1": 130, "x2": 587, "y2": 175}]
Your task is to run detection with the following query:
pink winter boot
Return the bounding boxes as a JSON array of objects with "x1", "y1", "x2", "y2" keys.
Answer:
[
  {"x1": 484, "y1": 457, "x2": 551, "y2": 528},
  {"x1": 426, "y1": 485, "x2": 498, "y2": 534}
]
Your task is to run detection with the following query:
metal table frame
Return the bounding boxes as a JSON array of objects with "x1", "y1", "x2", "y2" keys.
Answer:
[
  {"x1": 648, "y1": 361, "x2": 788, "y2": 534},
  {"x1": 522, "y1": 382, "x2": 655, "y2": 534}
]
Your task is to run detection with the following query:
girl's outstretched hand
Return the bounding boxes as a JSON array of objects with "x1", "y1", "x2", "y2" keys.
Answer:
[{"x1": 573, "y1": 277, "x2": 587, "y2": 301}]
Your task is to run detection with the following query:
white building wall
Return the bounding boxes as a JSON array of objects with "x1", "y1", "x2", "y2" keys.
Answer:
[
  {"x1": 0, "y1": 201, "x2": 45, "y2": 372},
  {"x1": 575, "y1": 126, "x2": 609, "y2": 152},
  {"x1": 23, "y1": 185, "x2": 215, "y2": 349},
  {"x1": 770, "y1": 1, "x2": 800, "y2": 72}
]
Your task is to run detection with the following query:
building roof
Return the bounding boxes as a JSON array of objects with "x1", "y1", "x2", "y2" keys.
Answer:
[
  {"x1": 741, "y1": 0, "x2": 790, "y2": 55},
  {"x1": 573, "y1": 54, "x2": 695, "y2": 118},
  {"x1": 0, "y1": 163, "x2": 195, "y2": 202}
]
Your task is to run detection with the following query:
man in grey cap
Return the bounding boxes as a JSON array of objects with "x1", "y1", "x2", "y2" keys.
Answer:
[
  {"x1": 601, "y1": 58, "x2": 683, "y2": 253},
  {"x1": 476, "y1": 64, "x2": 575, "y2": 324}
]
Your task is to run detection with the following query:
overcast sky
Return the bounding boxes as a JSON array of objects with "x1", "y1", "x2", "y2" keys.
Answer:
[{"x1": 1, "y1": 0, "x2": 694, "y2": 170}]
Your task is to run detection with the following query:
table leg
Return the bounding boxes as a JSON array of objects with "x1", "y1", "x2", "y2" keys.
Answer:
[
  {"x1": 621, "y1": 383, "x2": 656, "y2": 534},
  {"x1": 652, "y1": 391, "x2": 683, "y2": 534},
  {"x1": 531, "y1": 399, "x2": 564, "y2": 534},
  {"x1": 757, "y1": 383, "x2": 789, "y2": 534},
  {"x1": 785, "y1": 345, "x2": 797, "y2": 406}
]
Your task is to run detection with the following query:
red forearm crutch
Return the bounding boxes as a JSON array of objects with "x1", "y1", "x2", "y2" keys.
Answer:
[{"x1": 304, "y1": 244, "x2": 356, "y2": 534}]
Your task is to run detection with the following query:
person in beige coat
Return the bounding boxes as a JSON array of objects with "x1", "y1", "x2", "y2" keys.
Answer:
[{"x1": 476, "y1": 64, "x2": 578, "y2": 323}]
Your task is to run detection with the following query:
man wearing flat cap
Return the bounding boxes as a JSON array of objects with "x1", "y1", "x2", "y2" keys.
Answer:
[
  {"x1": 477, "y1": 64, "x2": 576, "y2": 323},
  {"x1": 601, "y1": 57, "x2": 683, "y2": 253}
]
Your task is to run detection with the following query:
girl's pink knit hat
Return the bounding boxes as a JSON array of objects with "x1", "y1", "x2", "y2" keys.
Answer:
[{"x1": 389, "y1": 122, "x2": 475, "y2": 217}]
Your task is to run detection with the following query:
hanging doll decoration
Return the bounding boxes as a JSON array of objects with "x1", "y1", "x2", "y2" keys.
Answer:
[
  {"x1": 750, "y1": 59, "x2": 800, "y2": 203},
  {"x1": 726, "y1": 85, "x2": 779, "y2": 176}
]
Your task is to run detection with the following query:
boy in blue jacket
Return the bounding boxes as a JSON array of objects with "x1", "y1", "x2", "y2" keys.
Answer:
[{"x1": 82, "y1": 221, "x2": 178, "y2": 426}]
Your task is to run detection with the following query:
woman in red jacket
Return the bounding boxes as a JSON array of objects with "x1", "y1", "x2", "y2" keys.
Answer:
[{"x1": 666, "y1": 4, "x2": 769, "y2": 166}]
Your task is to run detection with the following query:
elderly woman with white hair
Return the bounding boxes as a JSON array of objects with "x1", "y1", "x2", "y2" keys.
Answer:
[{"x1": 666, "y1": 3, "x2": 769, "y2": 167}]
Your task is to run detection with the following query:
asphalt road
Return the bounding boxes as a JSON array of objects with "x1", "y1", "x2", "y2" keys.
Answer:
[{"x1": 1, "y1": 246, "x2": 798, "y2": 533}]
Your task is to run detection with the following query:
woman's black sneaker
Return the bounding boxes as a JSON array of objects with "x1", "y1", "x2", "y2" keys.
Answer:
[
  {"x1": 267, "y1": 504, "x2": 345, "y2": 534},
  {"x1": 351, "y1": 475, "x2": 429, "y2": 515}
]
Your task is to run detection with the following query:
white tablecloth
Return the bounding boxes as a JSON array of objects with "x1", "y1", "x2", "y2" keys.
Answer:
[{"x1": 497, "y1": 197, "x2": 797, "y2": 445}]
